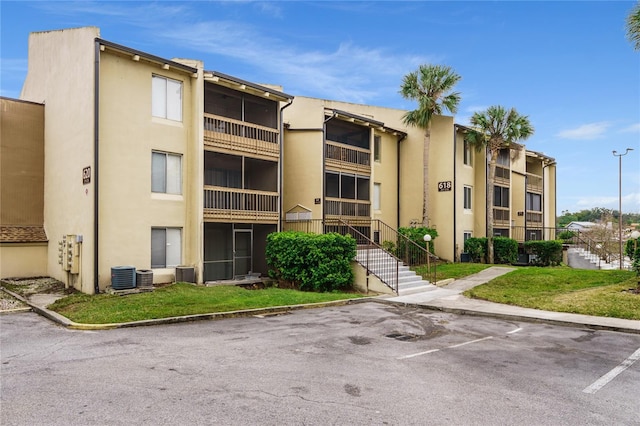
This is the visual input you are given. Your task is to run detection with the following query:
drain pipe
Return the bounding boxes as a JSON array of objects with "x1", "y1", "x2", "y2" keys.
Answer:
[
  {"x1": 93, "y1": 40, "x2": 101, "y2": 295},
  {"x1": 278, "y1": 99, "x2": 293, "y2": 231},
  {"x1": 322, "y1": 112, "x2": 337, "y2": 225},
  {"x1": 396, "y1": 133, "x2": 406, "y2": 230},
  {"x1": 453, "y1": 125, "x2": 458, "y2": 262}
]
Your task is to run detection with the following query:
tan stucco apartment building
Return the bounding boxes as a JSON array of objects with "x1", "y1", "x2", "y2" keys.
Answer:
[{"x1": 1, "y1": 27, "x2": 556, "y2": 293}]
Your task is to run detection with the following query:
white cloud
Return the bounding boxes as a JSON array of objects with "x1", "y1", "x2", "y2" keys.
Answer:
[
  {"x1": 620, "y1": 123, "x2": 640, "y2": 133},
  {"x1": 556, "y1": 122, "x2": 611, "y2": 140},
  {"x1": 574, "y1": 192, "x2": 640, "y2": 213}
]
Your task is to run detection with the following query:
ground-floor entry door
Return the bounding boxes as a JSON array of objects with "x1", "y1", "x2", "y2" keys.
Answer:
[
  {"x1": 233, "y1": 229, "x2": 252, "y2": 277},
  {"x1": 203, "y1": 223, "x2": 276, "y2": 282}
]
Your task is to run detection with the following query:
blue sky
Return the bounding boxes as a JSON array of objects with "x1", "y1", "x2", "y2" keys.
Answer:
[{"x1": 2, "y1": 1, "x2": 639, "y2": 215}]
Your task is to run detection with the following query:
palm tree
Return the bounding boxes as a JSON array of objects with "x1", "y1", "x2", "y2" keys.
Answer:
[
  {"x1": 466, "y1": 106, "x2": 534, "y2": 264},
  {"x1": 626, "y1": 2, "x2": 640, "y2": 50},
  {"x1": 400, "y1": 64, "x2": 461, "y2": 226}
]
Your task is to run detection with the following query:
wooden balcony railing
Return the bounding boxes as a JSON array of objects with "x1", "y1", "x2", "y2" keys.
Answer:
[
  {"x1": 526, "y1": 211, "x2": 543, "y2": 224},
  {"x1": 325, "y1": 141, "x2": 371, "y2": 174},
  {"x1": 325, "y1": 198, "x2": 371, "y2": 218},
  {"x1": 526, "y1": 173, "x2": 543, "y2": 192},
  {"x1": 204, "y1": 186, "x2": 278, "y2": 222},
  {"x1": 494, "y1": 166, "x2": 510, "y2": 184},
  {"x1": 493, "y1": 207, "x2": 510, "y2": 226},
  {"x1": 203, "y1": 113, "x2": 280, "y2": 158}
]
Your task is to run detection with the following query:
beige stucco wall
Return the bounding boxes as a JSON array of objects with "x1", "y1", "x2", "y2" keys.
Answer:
[
  {"x1": 0, "y1": 98, "x2": 45, "y2": 226},
  {"x1": 21, "y1": 27, "x2": 99, "y2": 293},
  {"x1": 454, "y1": 129, "x2": 477, "y2": 261},
  {"x1": 372, "y1": 130, "x2": 399, "y2": 228},
  {"x1": 283, "y1": 129, "x2": 324, "y2": 219},
  {"x1": 545, "y1": 165, "x2": 557, "y2": 229},
  {"x1": 352, "y1": 261, "x2": 394, "y2": 295},
  {"x1": 0, "y1": 244, "x2": 48, "y2": 278},
  {"x1": 98, "y1": 50, "x2": 201, "y2": 289}
]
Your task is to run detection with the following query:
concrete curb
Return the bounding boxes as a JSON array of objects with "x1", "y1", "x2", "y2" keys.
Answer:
[
  {"x1": 371, "y1": 298, "x2": 640, "y2": 335},
  {"x1": 0, "y1": 285, "x2": 374, "y2": 330}
]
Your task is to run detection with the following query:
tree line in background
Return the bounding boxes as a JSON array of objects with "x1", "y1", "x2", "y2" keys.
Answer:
[{"x1": 557, "y1": 208, "x2": 640, "y2": 228}]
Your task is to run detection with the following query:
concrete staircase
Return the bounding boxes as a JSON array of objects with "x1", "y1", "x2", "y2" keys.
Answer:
[
  {"x1": 356, "y1": 247, "x2": 434, "y2": 295},
  {"x1": 567, "y1": 247, "x2": 632, "y2": 270}
]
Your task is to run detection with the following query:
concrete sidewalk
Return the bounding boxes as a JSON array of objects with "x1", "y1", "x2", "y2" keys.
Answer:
[{"x1": 380, "y1": 266, "x2": 640, "y2": 335}]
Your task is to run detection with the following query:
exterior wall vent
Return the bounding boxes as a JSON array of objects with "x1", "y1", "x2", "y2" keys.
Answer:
[{"x1": 111, "y1": 266, "x2": 136, "y2": 290}]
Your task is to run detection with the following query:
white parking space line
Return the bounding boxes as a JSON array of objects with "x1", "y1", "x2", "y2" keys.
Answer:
[
  {"x1": 583, "y1": 347, "x2": 640, "y2": 394},
  {"x1": 507, "y1": 327, "x2": 523, "y2": 334},
  {"x1": 398, "y1": 336, "x2": 493, "y2": 360}
]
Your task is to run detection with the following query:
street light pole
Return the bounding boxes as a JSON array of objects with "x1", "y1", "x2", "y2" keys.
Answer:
[{"x1": 613, "y1": 148, "x2": 633, "y2": 270}]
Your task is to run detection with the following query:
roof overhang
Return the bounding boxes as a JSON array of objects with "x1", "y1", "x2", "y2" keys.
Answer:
[
  {"x1": 96, "y1": 38, "x2": 198, "y2": 76},
  {"x1": 203, "y1": 70, "x2": 293, "y2": 103},
  {"x1": 325, "y1": 108, "x2": 407, "y2": 140}
]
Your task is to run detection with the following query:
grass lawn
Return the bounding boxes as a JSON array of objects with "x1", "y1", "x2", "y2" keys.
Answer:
[
  {"x1": 49, "y1": 283, "x2": 365, "y2": 324},
  {"x1": 464, "y1": 267, "x2": 640, "y2": 320},
  {"x1": 414, "y1": 262, "x2": 492, "y2": 281}
]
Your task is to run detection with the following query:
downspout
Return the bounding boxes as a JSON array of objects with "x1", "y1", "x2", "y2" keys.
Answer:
[
  {"x1": 396, "y1": 134, "x2": 407, "y2": 230},
  {"x1": 322, "y1": 113, "x2": 337, "y2": 225},
  {"x1": 278, "y1": 99, "x2": 293, "y2": 231},
  {"x1": 524, "y1": 175, "x2": 528, "y2": 242},
  {"x1": 93, "y1": 40, "x2": 100, "y2": 295},
  {"x1": 542, "y1": 161, "x2": 556, "y2": 232},
  {"x1": 453, "y1": 125, "x2": 458, "y2": 262}
]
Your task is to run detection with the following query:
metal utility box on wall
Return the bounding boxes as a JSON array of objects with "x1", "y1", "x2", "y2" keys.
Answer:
[
  {"x1": 175, "y1": 266, "x2": 195, "y2": 283},
  {"x1": 58, "y1": 234, "x2": 80, "y2": 274}
]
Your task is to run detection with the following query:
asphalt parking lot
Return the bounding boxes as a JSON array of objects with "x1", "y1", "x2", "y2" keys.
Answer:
[{"x1": 2, "y1": 302, "x2": 639, "y2": 425}]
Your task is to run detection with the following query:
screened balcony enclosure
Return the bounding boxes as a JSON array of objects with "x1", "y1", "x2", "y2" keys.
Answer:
[{"x1": 204, "y1": 152, "x2": 279, "y2": 222}]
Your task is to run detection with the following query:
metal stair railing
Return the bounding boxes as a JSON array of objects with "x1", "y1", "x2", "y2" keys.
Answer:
[
  {"x1": 335, "y1": 219, "x2": 399, "y2": 293},
  {"x1": 570, "y1": 231, "x2": 618, "y2": 268},
  {"x1": 371, "y1": 220, "x2": 437, "y2": 283}
]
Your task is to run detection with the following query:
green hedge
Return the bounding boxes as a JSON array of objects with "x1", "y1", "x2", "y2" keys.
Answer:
[
  {"x1": 464, "y1": 237, "x2": 487, "y2": 263},
  {"x1": 494, "y1": 237, "x2": 518, "y2": 264},
  {"x1": 265, "y1": 232, "x2": 356, "y2": 292},
  {"x1": 524, "y1": 240, "x2": 563, "y2": 266},
  {"x1": 464, "y1": 236, "x2": 517, "y2": 264}
]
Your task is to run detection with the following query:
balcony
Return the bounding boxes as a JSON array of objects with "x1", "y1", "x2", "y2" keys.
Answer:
[
  {"x1": 204, "y1": 113, "x2": 280, "y2": 159},
  {"x1": 526, "y1": 211, "x2": 543, "y2": 225},
  {"x1": 526, "y1": 173, "x2": 543, "y2": 193},
  {"x1": 494, "y1": 166, "x2": 510, "y2": 185},
  {"x1": 204, "y1": 186, "x2": 278, "y2": 222},
  {"x1": 493, "y1": 207, "x2": 510, "y2": 227},
  {"x1": 325, "y1": 141, "x2": 371, "y2": 174},
  {"x1": 325, "y1": 198, "x2": 371, "y2": 219}
]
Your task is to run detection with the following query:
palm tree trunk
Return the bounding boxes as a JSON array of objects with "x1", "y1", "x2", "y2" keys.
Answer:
[
  {"x1": 486, "y1": 149, "x2": 497, "y2": 264},
  {"x1": 423, "y1": 125, "x2": 431, "y2": 227}
]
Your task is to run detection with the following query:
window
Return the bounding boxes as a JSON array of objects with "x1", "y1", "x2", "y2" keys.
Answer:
[
  {"x1": 497, "y1": 149, "x2": 510, "y2": 166},
  {"x1": 494, "y1": 186, "x2": 509, "y2": 207},
  {"x1": 463, "y1": 186, "x2": 472, "y2": 210},
  {"x1": 325, "y1": 172, "x2": 370, "y2": 201},
  {"x1": 463, "y1": 232, "x2": 472, "y2": 242},
  {"x1": 373, "y1": 183, "x2": 381, "y2": 210},
  {"x1": 152, "y1": 151, "x2": 182, "y2": 194},
  {"x1": 374, "y1": 135, "x2": 381, "y2": 162},
  {"x1": 526, "y1": 192, "x2": 542, "y2": 211},
  {"x1": 463, "y1": 140, "x2": 472, "y2": 166},
  {"x1": 151, "y1": 228, "x2": 181, "y2": 268},
  {"x1": 152, "y1": 75, "x2": 182, "y2": 121}
]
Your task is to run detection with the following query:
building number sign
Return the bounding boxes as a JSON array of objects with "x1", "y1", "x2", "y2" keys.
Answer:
[
  {"x1": 438, "y1": 181, "x2": 452, "y2": 192},
  {"x1": 83, "y1": 166, "x2": 91, "y2": 185}
]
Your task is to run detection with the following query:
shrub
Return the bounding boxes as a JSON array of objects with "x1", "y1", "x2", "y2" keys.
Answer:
[
  {"x1": 493, "y1": 237, "x2": 518, "y2": 264},
  {"x1": 524, "y1": 240, "x2": 563, "y2": 266},
  {"x1": 557, "y1": 230, "x2": 576, "y2": 242},
  {"x1": 625, "y1": 239, "x2": 640, "y2": 262},
  {"x1": 266, "y1": 232, "x2": 356, "y2": 292},
  {"x1": 397, "y1": 227, "x2": 438, "y2": 265},
  {"x1": 464, "y1": 237, "x2": 487, "y2": 263}
]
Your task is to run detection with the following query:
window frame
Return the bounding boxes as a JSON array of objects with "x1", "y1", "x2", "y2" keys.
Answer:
[
  {"x1": 151, "y1": 227, "x2": 182, "y2": 268},
  {"x1": 152, "y1": 151, "x2": 182, "y2": 195},
  {"x1": 374, "y1": 135, "x2": 381, "y2": 162},
  {"x1": 463, "y1": 140, "x2": 472, "y2": 166},
  {"x1": 152, "y1": 74, "x2": 183, "y2": 122},
  {"x1": 373, "y1": 182, "x2": 381, "y2": 211},
  {"x1": 463, "y1": 185, "x2": 472, "y2": 210}
]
